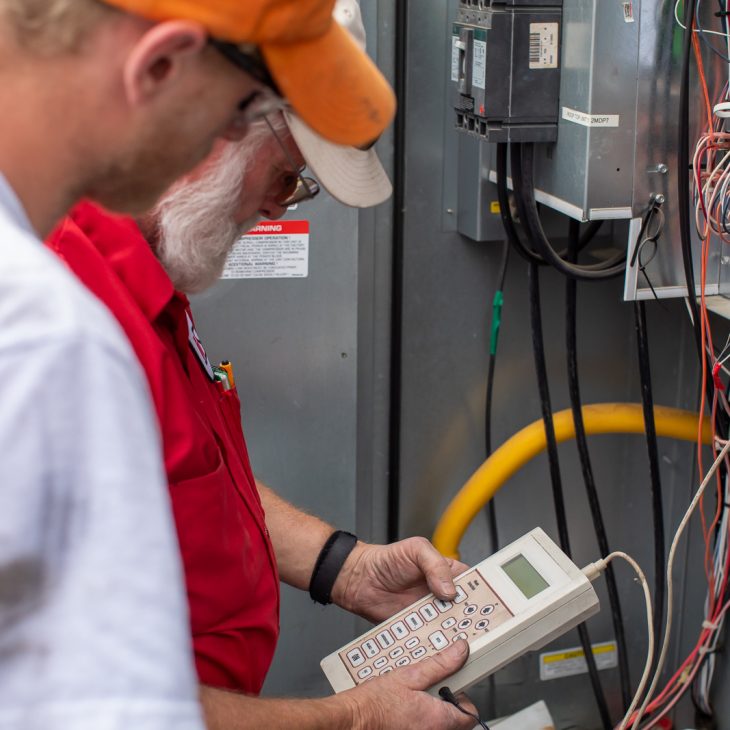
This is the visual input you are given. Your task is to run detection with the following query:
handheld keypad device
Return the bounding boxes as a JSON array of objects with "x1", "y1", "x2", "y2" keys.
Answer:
[{"x1": 321, "y1": 527, "x2": 600, "y2": 694}]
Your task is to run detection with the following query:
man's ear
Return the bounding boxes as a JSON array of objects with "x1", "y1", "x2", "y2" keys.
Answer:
[{"x1": 122, "y1": 20, "x2": 208, "y2": 106}]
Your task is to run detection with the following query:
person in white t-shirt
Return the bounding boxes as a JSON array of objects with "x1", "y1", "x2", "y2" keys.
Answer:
[{"x1": 0, "y1": 0, "x2": 396, "y2": 728}]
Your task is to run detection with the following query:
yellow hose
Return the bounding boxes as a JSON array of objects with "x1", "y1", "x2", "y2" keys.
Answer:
[{"x1": 432, "y1": 403, "x2": 712, "y2": 559}]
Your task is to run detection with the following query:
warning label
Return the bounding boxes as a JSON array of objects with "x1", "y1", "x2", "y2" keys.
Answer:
[
  {"x1": 222, "y1": 220, "x2": 309, "y2": 279},
  {"x1": 539, "y1": 641, "x2": 618, "y2": 681}
]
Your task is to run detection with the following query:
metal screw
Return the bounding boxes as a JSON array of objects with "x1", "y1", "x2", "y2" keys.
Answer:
[
  {"x1": 446, "y1": 208, "x2": 454, "y2": 215},
  {"x1": 656, "y1": 163, "x2": 668, "y2": 174},
  {"x1": 652, "y1": 193, "x2": 666, "y2": 204}
]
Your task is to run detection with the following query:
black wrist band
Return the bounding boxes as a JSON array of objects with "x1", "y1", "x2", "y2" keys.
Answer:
[{"x1": 309, "y1": 530, "x2": 358, "y2": 605}]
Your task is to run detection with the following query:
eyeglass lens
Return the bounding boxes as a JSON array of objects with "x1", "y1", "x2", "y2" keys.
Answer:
[{"x1": 264, "y1": 117, "x2": 320, "y2": 207}]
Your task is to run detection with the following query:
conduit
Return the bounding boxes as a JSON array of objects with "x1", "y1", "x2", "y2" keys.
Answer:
[{"x1": 433, "y1": 403, "x2": 712, "y2": 559}]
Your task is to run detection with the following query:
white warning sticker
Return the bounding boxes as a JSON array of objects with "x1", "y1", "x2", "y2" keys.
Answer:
[
  {"x1": 562, "y1": 106, "x2": 620, "y2": 128},
  {"x1": 539, "y1": 641, "x2": 618, "y2": 681},
  {"x1": 529, "y1": 22, "x2": 559, "y2": 69},
  {"x1": 472, "y1": 38, "x2": 487, "y2": 89},
  {"x1": 451, "y1": 34, "x2": 460, "y2": 82},
  {"x1": 222, "y1": 220, "x2": 309, "y2": 279}
]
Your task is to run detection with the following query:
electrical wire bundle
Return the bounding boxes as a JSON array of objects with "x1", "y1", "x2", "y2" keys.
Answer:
[
  {"x1": 487, "y1": 3, "x2": 730, "y2": 724},
  {"x1": 615, "y1": 1, "x2": 730, "y2": 724}
]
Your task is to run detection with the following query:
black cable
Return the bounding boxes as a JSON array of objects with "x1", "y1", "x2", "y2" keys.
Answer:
[
  {"x1": 565, "y1": 219, "x2": 632, "y2": 713},
  {"x1": 439, "y1": 687, "x2": 490, "y2": 730},
  {"x1": 496, "y1": 143, "x2": 545, "y2": 266},
  {"x1": 386, "y1": 0, "x2": 408, "y2": 543},
  {"x1": 633, "y1": 300, "x2": 666, "y2": 671},
  {"x1": 495, "y1": 144, "x2": 604, "y2": 266},
  {"x1": 515, "y1": 144, "x2": 626, "y2": 280},
  {"x1": 483, "y1": 240, "x2": 509, "y2": 722},
  {"x1": 484, "y1": 240, "x2": 510, "y2": 557},
  {"x1": 528, "y1": 262, "x2": 613, "y2": 729}
]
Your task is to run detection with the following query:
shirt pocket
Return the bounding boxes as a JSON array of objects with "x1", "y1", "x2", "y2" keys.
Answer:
[{"x1": 170, "y1": 455, "x2": 263, "y2": 632}]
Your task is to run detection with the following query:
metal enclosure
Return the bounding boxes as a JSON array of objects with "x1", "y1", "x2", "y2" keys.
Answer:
[
  {"x1": 187, "y1": 0, "x2": 730, "y2": 726},
  {"x1": 398, "y1": 0, "x2": 727, "y2": 726}
]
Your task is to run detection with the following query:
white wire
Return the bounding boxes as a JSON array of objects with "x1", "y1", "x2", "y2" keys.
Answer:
[
  {"x1": 630, "y1": 438, "x2": 730, "y2": 726},
  {"x1": 593, "y1": 553, "x2": 653, "y2": 730},
  {"x1": 695, "y1": 471, "x2": 730, "y2": 714},
  {"x1": 675, "y1": 0, "x2": 730, "y2": 38}
]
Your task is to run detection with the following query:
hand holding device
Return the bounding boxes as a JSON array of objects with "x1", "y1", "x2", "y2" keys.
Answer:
[
  {"x1": 322, "y1": 528, "x2": 600, "y2": 695},
  {"x1": 339, "y1": 639, "x2": 477, "y2": 730}
]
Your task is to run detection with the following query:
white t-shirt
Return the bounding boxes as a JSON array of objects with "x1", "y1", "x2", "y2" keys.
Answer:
[{"x1": 0, "y1": 175, "x2": 204, "y2": 730}]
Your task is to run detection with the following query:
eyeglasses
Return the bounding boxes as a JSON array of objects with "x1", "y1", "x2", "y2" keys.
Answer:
[{"x1": 264, "y1": 116, "x2": 320, "y2": 207}]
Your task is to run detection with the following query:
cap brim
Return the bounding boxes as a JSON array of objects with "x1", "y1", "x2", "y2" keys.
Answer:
[
  {"x1": 261, "y1": 23, "x2": 396, "y2": 148},
  {"x1": 285, "y1": 111, "x2": 392, "y2": 208}
]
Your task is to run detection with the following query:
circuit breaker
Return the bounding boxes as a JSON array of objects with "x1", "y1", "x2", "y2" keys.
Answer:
[{"x1": 452, "y1": 0, "x2": 563, "y2": 143}]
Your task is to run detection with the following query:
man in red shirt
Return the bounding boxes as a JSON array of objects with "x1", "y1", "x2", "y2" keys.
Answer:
[{"x1": 48, "y1": 120, "x2": 478, "y2": 730}]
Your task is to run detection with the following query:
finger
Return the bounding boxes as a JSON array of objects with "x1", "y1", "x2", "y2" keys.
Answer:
[
  {"x1": 407, "y1": 537, "x2": 460, "y2": 600},
  {"x1": 399, "y1": 639, "x2": 470, "y2": 690},
  {"x1": 440, "y1": 699, "x2": 481, "y2": 730},
  {"x1": 453, "y1": 691, "x2": 479, "y2": 717},
  {"x1": 447, "y1": 558, "x2": 470, "y2": 578}
]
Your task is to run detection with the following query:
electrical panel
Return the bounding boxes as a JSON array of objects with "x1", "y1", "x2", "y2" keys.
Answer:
[{"x1": 452, "y1": 0, "x2": 562, "y2": 143}]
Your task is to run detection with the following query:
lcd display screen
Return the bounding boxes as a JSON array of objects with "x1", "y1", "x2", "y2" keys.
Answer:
[{"x1": 501, "y1": 554, "x2": 549, "y2": 599}]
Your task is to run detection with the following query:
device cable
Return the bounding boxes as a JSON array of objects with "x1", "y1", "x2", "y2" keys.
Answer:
[
  {"x1": 565, "y1": 220, "x2": 632, "y2": 712},
  {"x1": 439, "y1": 687, "x2": 490, "y2": 729},
  {"x1": 528, "y1": 261, "x2": 612, "y2": 728},
  {"x1": 633, "y1": 299, "x2": 667, "y2": 671},
  {"x1": 582, "y1": 552, "x2": 655, "y2": 730}
]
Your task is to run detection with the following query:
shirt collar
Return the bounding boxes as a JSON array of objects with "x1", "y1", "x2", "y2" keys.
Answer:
[
  {"x1": 69, "y1": 201, "x2": 175, "y2": 322},
  {"x1": 0, "y1": 173, "x2": 36, "y2": 237}
]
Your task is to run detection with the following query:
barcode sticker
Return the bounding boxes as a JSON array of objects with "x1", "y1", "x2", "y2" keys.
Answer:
[{"x1": 528, "y1": 23, "x2": 559, "y2": 69}]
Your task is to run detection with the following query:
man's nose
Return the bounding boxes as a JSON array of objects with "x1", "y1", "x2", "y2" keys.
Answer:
[{"x1": 259, "y1": 201, "x2": 287, "y2": 220}]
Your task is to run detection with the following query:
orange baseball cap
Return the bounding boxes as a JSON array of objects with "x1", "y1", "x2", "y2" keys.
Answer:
[{"x1": 101, "y1": 0, "x2": 396, "y2": 147}]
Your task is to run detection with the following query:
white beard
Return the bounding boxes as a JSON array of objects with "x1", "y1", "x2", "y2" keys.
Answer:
[{"x1": 151, "y1": 142, "x2": 260, "y2": 294}]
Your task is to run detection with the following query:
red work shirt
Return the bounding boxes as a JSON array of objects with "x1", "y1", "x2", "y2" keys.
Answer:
[{"x1": 47, "y1": 201, "x2": 280, "y2": 694}]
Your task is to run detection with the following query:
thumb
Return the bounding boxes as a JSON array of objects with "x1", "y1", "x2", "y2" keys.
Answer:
[{"x1": 399, "y1": 639, "x2": 470, "y2": 691}]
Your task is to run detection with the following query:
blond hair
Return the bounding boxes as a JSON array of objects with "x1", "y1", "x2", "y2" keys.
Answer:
[{"x1": 0, "y1": 0, "x2": 117, "y2": 55}]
